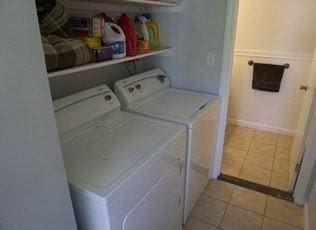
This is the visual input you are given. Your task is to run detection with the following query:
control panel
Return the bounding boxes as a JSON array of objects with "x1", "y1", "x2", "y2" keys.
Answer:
[
  {"x1": 54, "y1": 85, "x2": 120, "y2": 136},
  {"x1": 115, "y1": 69, "x2": 170, "y2": 106}
]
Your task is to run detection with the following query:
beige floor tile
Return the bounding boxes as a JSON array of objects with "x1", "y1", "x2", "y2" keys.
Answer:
[
  {"x1": 244, "y1": 153, "x2": 274, "y2": 170},
  {"x1": 262, "y1": 217, "x2": 302, "y2": 230},
  {"x1": 204, "y1": 180, "x2": 235, "y2": 202},
  {"x1": 184, "y1": 217, "x2": 218, "y2": 230},
  {"x1": 273, "y1": 159, "x2": 289, "y2": 174},
  {"x1": 229, "y1": 133, "x2": 253, "y2": 142},
  {"x1": 230, "y1": 126, "x2": 255, "y2": 135},
  {"x1": 224, "y1": 133, "x2": 230, "y2": 144},
  {"x1": 191, "y1": 196, "x2": 227, "y2": 226},
  {"x1": 277, "y1": 135, "x2": 294, "y2": 148},
  {"x1": 220, "y1": 205, "x2": 263, "y2": 230},
  {"x1": 249, "y1": 142, "x2": 275, "y2": 158},
  {"x1": 223, "y1": 147, "x2": 247, "y2": 162},
  {"x1": 226, "y1": 123, "x2": 236, "y2": 134},
  {"x1": 221, "y1": 157, "x2": 244, "y2": 177},
  {"x1": 270, "y1": 171, "x2": 289, "y2": 191},
  {"x1": 275, "y1": 147, "x2": 291, "y2": 161},
  {"x1": 229, "y1": 126, "x2": 254, "y2": 142},
  {"x1": 225, "y1": 138, "x2": 251, "y2": 151},
  {"x1": 253, "y1": 130, "x2": 277, "y2": 145},
  {"x1": 239, "y1": 164, "x2": 272, "y2": 185},
  {"x1": 230, "y1": 186, "x2": 267, "y2": 214},
  {"x1": 265, "y1": 197, "x2": 303, "y2": 228}
]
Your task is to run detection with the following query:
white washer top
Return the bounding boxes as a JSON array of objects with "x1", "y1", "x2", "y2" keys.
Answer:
[
  {"x1": 115, "y1": 69, "x2": 220, "y2": 127},
  {"x1": 54, "y1": 85, "x2": 184, "y2": 204}
]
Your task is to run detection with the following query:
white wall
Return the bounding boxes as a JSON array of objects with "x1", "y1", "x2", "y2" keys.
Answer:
[
  {"x1": 146, "y1": 0, "x2": 228, "y2": 95},
  {"x1": 228, "y1": 0, "x2": 316, "y2": 134},
  {"x1": 235, "y1": 0, "x2": 316, "y2": 54},
  {"x1": 0, "y1": 1, "x2": 77, "y2": 229},
  {"x1": 51, "y1": 0, "x2": 228, "y2": 98}
]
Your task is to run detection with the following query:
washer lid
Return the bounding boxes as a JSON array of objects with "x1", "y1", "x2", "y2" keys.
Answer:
[
  {"x1": 61, "y1": 114, "x2": 183, "y2": 200},
  {"x1": 133, "y1": 89, "x2": 218, "y2": 125}
]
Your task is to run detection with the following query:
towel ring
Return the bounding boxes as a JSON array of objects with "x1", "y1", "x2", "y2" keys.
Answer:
[{"x1": 248, "y1": 60, "x2": 290, "y2": 69}]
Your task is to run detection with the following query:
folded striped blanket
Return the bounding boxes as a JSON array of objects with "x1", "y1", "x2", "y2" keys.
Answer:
[
  {"x1": 40, "y1": 2, "x2": 71, "y2": 38},
  {"x1": 42, "y1": 35, "x2": 95, "y2": 72}
]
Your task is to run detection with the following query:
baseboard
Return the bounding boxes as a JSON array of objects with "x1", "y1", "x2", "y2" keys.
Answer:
[
  {"x1": 304, "y1": 203, "x2": 309, "y2": 230},
  {"x1": 228, "y1": 118, "x2": 295, "y2": 136}
]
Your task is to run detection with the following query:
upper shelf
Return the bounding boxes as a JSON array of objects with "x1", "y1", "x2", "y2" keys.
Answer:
[
  {"x1": 59, "y1": 0, "x2": 182, "y2": 13},
  {"x1": 48, "y1": 47, "x2": 173, "y2": 78},
  {"x1": 99, "y1": 0, "x2": 177, "y2": 7}
]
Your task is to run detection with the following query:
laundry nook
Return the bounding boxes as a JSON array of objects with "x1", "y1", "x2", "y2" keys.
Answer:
[{"x1": 1, "y1": 0, "x2": 316, "y2": 230}]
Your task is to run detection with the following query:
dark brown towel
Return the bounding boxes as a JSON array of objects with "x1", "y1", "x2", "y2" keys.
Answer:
[{"x1": 252, "y1": 63, "x2": 285, "y2": 92}]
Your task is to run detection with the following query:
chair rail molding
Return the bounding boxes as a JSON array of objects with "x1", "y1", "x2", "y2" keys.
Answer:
[{"x1": 235, "y1": 49, "x2": 314, "y2": 62}]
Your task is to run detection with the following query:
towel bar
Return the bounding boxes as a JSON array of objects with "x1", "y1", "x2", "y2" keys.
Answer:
[{"x1": 248, "y1": 60, "x2": 290, "y2": 69}]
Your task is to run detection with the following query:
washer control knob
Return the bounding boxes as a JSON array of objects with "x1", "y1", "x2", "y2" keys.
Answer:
[
  {"x1": 104, "y1": 95, "x2": 112, "y2": 101},
  {"x1": 157, "y1": 75, "x2": 166, "y2": 83},
  {"x1": 128, "y1": 87, "x2": 135, "y2": 93},
  {"x1": 135, "y1": 84, "x2": 142, "y2": 90}
]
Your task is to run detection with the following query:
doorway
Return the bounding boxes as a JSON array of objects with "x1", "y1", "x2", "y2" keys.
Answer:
[{"x1": 218, "y1": 0, "x2": 316, "y2": 199}]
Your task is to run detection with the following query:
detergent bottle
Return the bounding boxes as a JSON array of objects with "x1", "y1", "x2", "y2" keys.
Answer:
[
  {"x1": 143, "y1": 13, "x2": 160, "y2": 49},
  {"x1": 103, "y1": 22, "x2": 126, "y2": 59},
  {"x1": 135, "y1": 16, "x2": 150, "y2": 54},
  {"x1": 118, "y1": 14, "x2": 137, "y2": 57}
]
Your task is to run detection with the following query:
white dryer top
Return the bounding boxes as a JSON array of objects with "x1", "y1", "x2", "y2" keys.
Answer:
[
  {"x1": 61, "y1": 113, "x2": 183, "y2": 202},
  {"x1": 134, "y1": 89, "x2": 218, "y2": 125},
  {"x1": 115, "y1": 69, "x2": 220, "y2": 126}
]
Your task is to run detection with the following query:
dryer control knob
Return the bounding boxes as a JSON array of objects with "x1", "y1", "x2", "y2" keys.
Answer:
[
  {"x1": 135, "y1": 84, "x2": 142, "y2": 90},
  {"x1": 104, "y1": 95, "x2": 112, "y2": 101},
  {"x1": 128, "y1": 87, "x2": 135, "y2": 93}
]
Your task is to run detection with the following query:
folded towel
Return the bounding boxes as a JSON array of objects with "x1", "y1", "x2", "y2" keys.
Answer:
[{"x1": 252, "y1": 63, "x2": 285, "y2": 92}]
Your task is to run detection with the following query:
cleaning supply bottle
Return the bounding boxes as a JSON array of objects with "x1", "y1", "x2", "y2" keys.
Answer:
[
  {"x1": 103, "y1": 22, "x2": 126, "y2": 59},
  {"x1": 135, "y1": 15, "x2": 150, "y2": 54},
  {"x1": 143, "y1": 13, "x2": 160, "y2": 49},
  {"x1": 117, "y1": 14, "x2": 137, "y2": 57}
]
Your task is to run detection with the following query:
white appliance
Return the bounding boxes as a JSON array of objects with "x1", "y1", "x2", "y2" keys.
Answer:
[
  {"x1": 114, "y1": 69, "x2": 220, "y2": 222},
  {"x1": 54, "y1": 85, "x2": 186, "y2": 230}
]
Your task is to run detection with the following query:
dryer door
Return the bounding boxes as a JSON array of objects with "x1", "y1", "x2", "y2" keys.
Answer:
[{"x1": 122, "y1": 160, "x2": 182, "y2": 230}]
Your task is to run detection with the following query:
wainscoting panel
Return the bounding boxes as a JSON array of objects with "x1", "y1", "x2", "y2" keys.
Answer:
[{"x1": 228, "y1": 50, "x2": 313, "y2": 135}]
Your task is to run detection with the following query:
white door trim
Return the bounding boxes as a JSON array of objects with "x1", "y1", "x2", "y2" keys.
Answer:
[
  {"x1": 211, "y1": 0, "x2": 239, "y2": 178},
  {"x1": 294, "y1": 92, "x2": 316, "y2": 204}
]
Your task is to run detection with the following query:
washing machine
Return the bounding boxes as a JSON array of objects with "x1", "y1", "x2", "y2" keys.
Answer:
[
  {"x1": 54, "y1": 85, "x2": 186, "y2": 230},
  {"x1": 114, "y1": 69, "x2": 220, "y2": 222}
]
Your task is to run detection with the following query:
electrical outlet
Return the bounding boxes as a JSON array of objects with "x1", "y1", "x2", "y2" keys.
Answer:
[{"x1": 207, "y1": 52, "x2": 216, "y2": 67}]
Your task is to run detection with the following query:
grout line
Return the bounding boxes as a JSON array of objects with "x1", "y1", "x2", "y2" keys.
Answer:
[
  {"x1": 202, "y1": 193, "x2": 229, "y2": 204},
  {"x1": 263, "y1": 215, "x2": 304, "y2": 229},
  {"x1": 187, "y1": 216, "x2": 219, "y2": 229},
  {"x1": 269, "y1": 137, "x2": 278, "y2": 187},
  {"x1": 263, "y1": 192, "x2": 269, "y2": 218},
  {"x1": 218, "y1": 201, "x2": 229, "y2": 228},
  {"x1": 228, "y1": 203, "x2": 265, "y2": 217}
]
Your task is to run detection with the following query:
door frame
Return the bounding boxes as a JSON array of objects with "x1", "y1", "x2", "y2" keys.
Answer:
[
  {"x1": 211, "y1": 0, "x2": 239, "y2": 178},
  {"x1": 293, "y1": 92, "x2": 316, "y2": 204},
  {"x1": 213, "y1": 0, "x2": 316, "y2": 205}
]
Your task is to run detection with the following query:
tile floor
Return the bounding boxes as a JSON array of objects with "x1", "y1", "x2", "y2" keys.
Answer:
[
  {"x1": 221, "y1": 124, "x2": 294, "y2": 191},
  {"x1": 184, "y1": 180, "x2": 304, "y2": 230}
]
